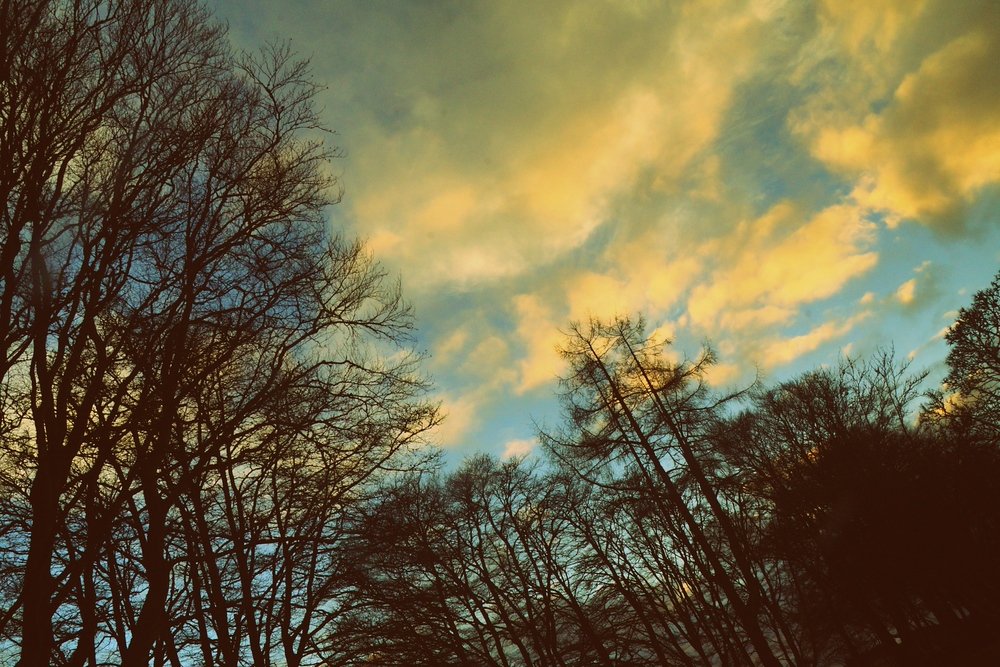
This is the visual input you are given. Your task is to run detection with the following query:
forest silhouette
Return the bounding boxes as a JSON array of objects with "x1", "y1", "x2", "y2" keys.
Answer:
[{"x1": 2, "y1": 0, "x2": 999, "y2": 664}]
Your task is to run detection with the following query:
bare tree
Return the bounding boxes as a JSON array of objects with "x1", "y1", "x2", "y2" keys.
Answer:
[
  {"x1": 542, "y1": 317, "x2": 784, "y2": 666},
  {"x1": 1, "y1": 0, "x2": 436, "y2": 664}
]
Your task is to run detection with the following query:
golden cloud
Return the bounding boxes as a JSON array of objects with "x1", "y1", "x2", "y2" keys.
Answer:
[
  {"x1": 512, "y1": 294, "x2": 567, "y2": 394},
  {"x1": 431, "y1": 393, "x2": 479, "y2": 449},
  {"x1": 819, "y1": 0, "x2": 928, "y2": 59},
  {"x1": 688, "y1": 201, "x2": 878, "y2": 331},
  {"x1": 760, "y1": 312, "x2": 870, "y2": 368},
  {"x1": 895, "y1": 278, "x2": 917, "y2": 305},
  {"x1": 796, "y1": 4, "x2": 999, "y2": 230},
  {"x1": 344, "y1": 1, "x2": 787, "y2": 292}
]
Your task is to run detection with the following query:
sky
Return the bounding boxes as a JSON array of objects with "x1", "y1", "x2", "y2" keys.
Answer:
[{"x1": 211, "y1": 0, "x2": 1000, "y2": 462}]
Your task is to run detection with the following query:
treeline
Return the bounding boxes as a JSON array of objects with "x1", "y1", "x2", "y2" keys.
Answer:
[
  {"x1": 4, "y1": 0, "x2": 1000, "y2": 665},
  {"x1": 355, "y1": 311, "x2": 1000, "y2": 665}
]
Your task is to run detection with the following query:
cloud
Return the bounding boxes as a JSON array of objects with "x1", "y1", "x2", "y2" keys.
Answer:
[
  {"x1": 457, "y1": 335, "x2": 513, "y2": 378},
  {"x1": 512, "y1": 294, "x2": 567, "y2": 394},
  {"x1": 703, "y1": 362, "x2": 743, "y2": 388},
  {"x1": 501, "y1": 437, "x2": 537, "y2": 460},
  {"x1": 793, "y1": 1, "x2": 1000, "y2": 231},
  {"x1": 488, "y1": 190, "x2": 882, "y2": 395},
  {"x1": 503, "y1": 244, "x2": 703, "y2": 394},
  {"x1": 431, "y1": 393, "x2": 479, "y2": 449},
  {"x1": 687, "y1": 200, "x2": 879, "y2": 332},
  {"x1": 818, "y1": 0, "x2": 928, "y2": 55},
  {"x1": 504, "y1": 196, "x2": 882, "y2": 391},
  {"x1": 606, "y1": 234, "x2": 703, "y2": 315},
  {"x1": 896, "y1": 278, "x2": 917, "y2": 305},
  {"x1": 426, "y1": 330, "x2": 519, "y2": 448},
  {"x1": 565, "y1": 272, "x2": 632, "y2": 324},
  {"x1": 760, "y1": 312, "x2": 870, "y2": 368},
  {"x1": 826, "y1": 260, "x2": 942, "y2": 322},
  {"x1": 894, "y1": 261, "x2": 944, "y2": 312},
  {"x1": 906, "y1": 318, "x2": 955, "y2": 362},
  {"x1": 328, "y1": 0, "x2": 795, "y2": 292},
  {"x1": 432, "y1": 327, "x2": 471, "y2": 368}
]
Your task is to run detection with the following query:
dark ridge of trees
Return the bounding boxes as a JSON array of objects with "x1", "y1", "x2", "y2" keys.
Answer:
[
  {"x1": 357, "y1": 300, "x2": 1000, "y2": 666},
  {"x1": 4, "y1": 0, "x2": 1000, "y2": 664}
]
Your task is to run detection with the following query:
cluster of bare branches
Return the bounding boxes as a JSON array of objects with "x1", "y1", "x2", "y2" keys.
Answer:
[
  {"x1": 357, "y1": 310, "x2": 1000, "y2": 666},
  {"x1": 1, "y1": 1, "x2": 436, "y2": 664}
]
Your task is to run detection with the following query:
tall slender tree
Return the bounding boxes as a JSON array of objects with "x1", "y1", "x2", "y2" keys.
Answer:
[{"x1": 543, "y1": 317, "x2": 783, "y2": 666}]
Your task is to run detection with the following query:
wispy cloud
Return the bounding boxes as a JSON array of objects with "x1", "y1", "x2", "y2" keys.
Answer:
[
  {"x1": 687, "y1": 201, "x2": 879, "y2": 332},
  {"x1": 760, "y1": 312, "x2": 871, "y2": 369},
  {"x1": 501, "y1": 437, "x2": 538, "y2": 460}
]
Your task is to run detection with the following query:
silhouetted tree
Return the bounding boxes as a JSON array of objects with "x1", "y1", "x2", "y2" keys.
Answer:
[
  {"x1": 719, "y1": 352, "x2": 1000, "y2": 665},
  {"x1": 924, "y1": 269, "x2": 1000, "y2": 446},
  {"x1": 0, "y1": 0, "x2": 436, "y2": 664},
  {"x1": 542, "y1": 317, "x2": 786, "y2": 666},
  {"x1": 348, "y1": 294, "x2": 1000, "y2": 666}
]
